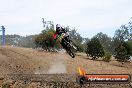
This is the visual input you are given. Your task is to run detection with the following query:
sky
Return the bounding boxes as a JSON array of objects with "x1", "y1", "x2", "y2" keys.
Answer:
[{"x1": 0, "y1": 0, "x2": 132, "y2": 38}]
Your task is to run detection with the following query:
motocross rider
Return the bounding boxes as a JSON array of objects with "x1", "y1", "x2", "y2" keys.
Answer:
[{"x1": 53, "y1": 24, "x2": 70, "y2": 49}]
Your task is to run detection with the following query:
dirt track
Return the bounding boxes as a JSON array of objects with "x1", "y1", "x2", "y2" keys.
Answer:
[{"x1": 0, "y1": 46, "x2": 132, "y2": 88}]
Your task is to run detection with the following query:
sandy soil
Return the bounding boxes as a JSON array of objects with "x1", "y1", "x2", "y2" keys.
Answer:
[{"x1": 0, "y1": 46, "x2": 132, "y2": 88}]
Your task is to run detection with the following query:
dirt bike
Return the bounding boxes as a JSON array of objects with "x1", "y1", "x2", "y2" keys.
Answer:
[{"x1": 58, "y1": 33, "x2": 79, "y2": 58}]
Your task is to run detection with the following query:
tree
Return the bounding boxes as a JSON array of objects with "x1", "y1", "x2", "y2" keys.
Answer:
[
  {"x1": 82, "y1": 38, "x2": 90, "y2": 52},
  {"x1": 113, "y1": 18, "x2": 132, "y2": 54},
  {"x1": 69, "y1": 28, "x2": 84, "y2": 52},
  {"x1": 86, "y1": 37, "x2": 105, "y2": 59},
  {"x1": 4, "y1": 34, "x2": 21, "y2": 46},
  {"x1": 115, "y1": 41, "x2": 131, "y2": 62},
  {"x1": 94, "y1": 32, "x2": 112, "y2": 53},
  {"x1": 114, "y1": 25, "x2": 129, "y2": 41},
  {"x1": 35, "y1": 26, "x2": 61, "y2": 51},
  {"x1": 18, "y1": 35, "x2": 36, "y2": 48},
  {"x1": 127, "y1": 41, "x2": 132, "y2": 56},
  {"x1": 113, "y1": 24, "x2": 132, "y2": 55},
  {"x1": 128, "y1": 20, "x2": 132, "y2": 41}
]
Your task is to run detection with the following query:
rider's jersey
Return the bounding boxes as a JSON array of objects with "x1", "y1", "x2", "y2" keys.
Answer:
[{"x1": 53, "y1": 26, "x2": 68, "y2": 40}]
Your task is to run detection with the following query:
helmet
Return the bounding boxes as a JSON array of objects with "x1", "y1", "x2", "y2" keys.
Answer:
[
  {"x1": 56, "y1": 24, "x2": 61, "y2": 33},
  {"x1": 56, "y1": 24, "x2": 61, "y2": 28}
]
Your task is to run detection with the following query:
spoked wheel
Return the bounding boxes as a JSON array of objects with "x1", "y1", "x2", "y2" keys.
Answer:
[
  {"x1": 63, "y1": 39, "x2": 78, "y2": 58},
  {"x1": 69, "y1": 50, "x2": 75, "y2": 58},
  {"x1": 69, "y1": 40, "x2": 79, "y2": 51},
  {"x1": 65, "y1": 48, "x2": 75, "y2": 58}
]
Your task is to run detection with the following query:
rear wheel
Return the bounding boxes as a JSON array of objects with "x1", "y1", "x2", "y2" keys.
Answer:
[
  {"x1": 69, "y1": 50, "x2": 75, "y2": 58},
  {"x1": 63, "y1": 39, "x2": 76, "y2": 58}
]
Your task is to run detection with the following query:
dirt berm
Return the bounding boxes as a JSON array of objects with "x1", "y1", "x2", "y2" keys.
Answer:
[{"x1": 0, "y1": 46, "x2": 132, "y2": 88}]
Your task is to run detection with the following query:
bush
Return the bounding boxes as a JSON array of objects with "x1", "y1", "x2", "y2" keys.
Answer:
[
  {"x1": 127, "y1": 41, "x2": 132, "y2": 56},
  {"x1": 115, "y1": 42, "x2": 131, "y2": 62},
  {"x1": 103, "y1": 52, "x2": 112, "y2": 62},
  {"x1": 86, "y1": 37, "x2": 105, "y2": 59},
  {"x1": 35, "y1": 28, "x2": 61, "y2": 51}
]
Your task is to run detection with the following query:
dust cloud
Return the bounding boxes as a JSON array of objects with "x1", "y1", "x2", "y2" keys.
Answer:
[
  {"x1": 48, "y1": 61, "x2": 67, "y2": 74},
  {"x1": 34, "y1": 67, "x2": 46, "y2": 74},
  {"x1": 34, "y1": 52, "x2": 67, "y2": 74},
  {"x1": 48, "y1": 52, "x2": 67, "y2": 74}
]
